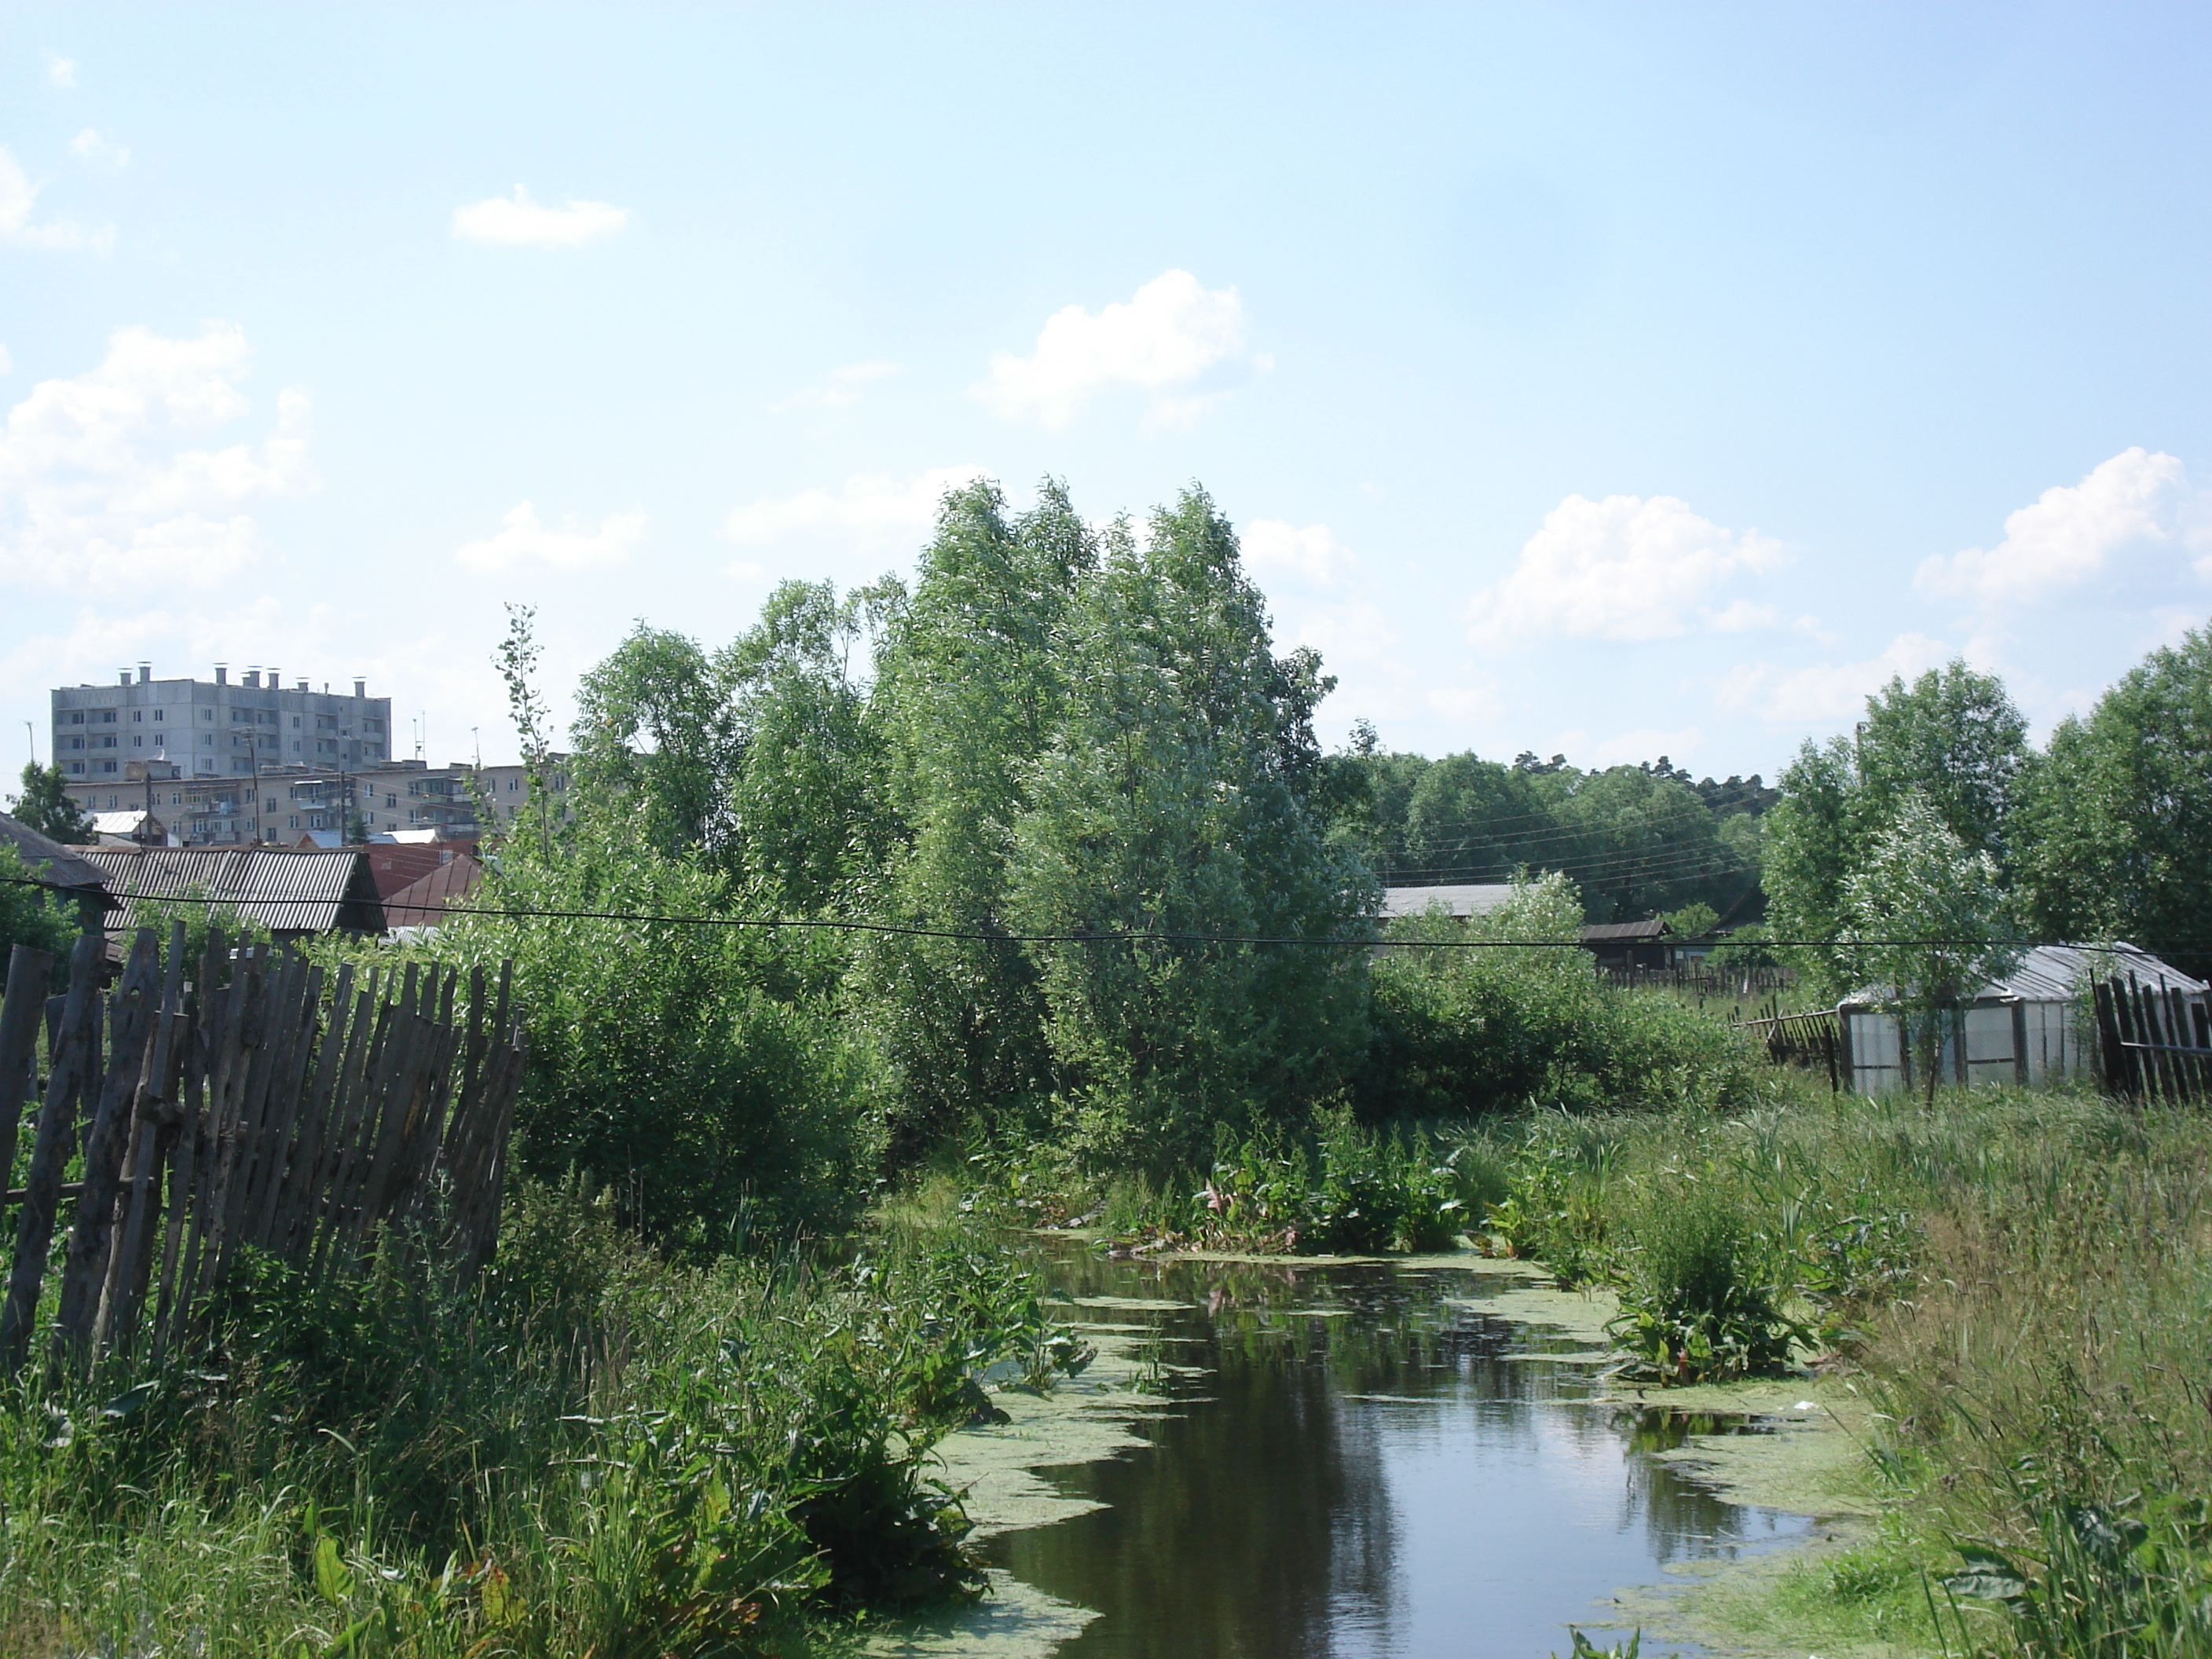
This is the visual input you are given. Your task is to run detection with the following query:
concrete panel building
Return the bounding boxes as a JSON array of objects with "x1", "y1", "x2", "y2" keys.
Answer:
[{"x1": 51, "y1": 662, "x2": 393, "y2": 784}]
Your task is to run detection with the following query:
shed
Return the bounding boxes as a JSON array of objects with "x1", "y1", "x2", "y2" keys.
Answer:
[
  {"x1": 74, "y1": 846, "x2": 385, "y2": 942},
  {"x1": 1579, "y1": 918, "x2": 1673, "y2": 971},
  {"x1": 90, "y1": 810, "x2": 167, "y2": 845},
  {"x1": 0, "y1": 811, "x2": 114, "y2": 929},
  {"x1": 1379, "y1": 883, "x2": 1518, "y2": 922},
  {"x1": 1838, "y1": 943, "x2": 2207, "y2": 1095}
]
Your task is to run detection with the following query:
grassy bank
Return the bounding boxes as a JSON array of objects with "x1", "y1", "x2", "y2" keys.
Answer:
[
  {"x1": 976, "y1": 1077, "x2": 2212, "y2": 1659},
  {"x1": 0, "y1": 1184, "x2": 1090, "y2": 1657},
  {"x1": 1475, "y1": 1083, "x2": 2212, "y2": 1658}
]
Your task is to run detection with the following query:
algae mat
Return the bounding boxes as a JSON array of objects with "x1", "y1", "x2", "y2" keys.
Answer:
[{"x1": 857, "y1": 1329, "x2": 1173, "y2": 1657}]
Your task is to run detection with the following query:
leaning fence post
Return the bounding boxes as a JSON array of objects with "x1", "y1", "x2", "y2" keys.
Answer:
[
  {"x1": 0, "y1": 945, "x2": 55, "y2": 1188},
  {"x1": 0, "y1": 931, "x2": 105, "y2": 1376},
  {"x1": 53, "y1": 930, "x2": 163, "y2": 1377}
]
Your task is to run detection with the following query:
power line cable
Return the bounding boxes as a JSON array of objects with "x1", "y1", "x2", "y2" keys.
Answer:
[{"x1": 1, "y1": 874, "x2": 2186, "y2": 956}]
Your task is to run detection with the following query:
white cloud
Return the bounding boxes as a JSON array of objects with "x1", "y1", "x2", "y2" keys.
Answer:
[
  {"x1": 0, "y1": 321, "x2": 313, "y2": 588},
  {"x1": 1469, "y1": 493, "x2": 1785, "y2": 643},
  {"x1": 776, "y1": 360, "x2": 903, "y2": 412},
  {"x1": 976, "y1": 269, "x2": 1249, "y2": 428},
  {"x1": 68, "y1": 128, "x2": 128, "y2": 170},
  {"x1": 455, "y1": 502, "x2": 647, "y2": 572},
  {"x1": 451, "y1": 185, "x2": 627, "y2": 249},
  {"x1": 44, "y1": 53, "x2": 76, "y2": 89},
  {"x1": 1426, "y1": 682, "x2": 1506, "y2": 725},
  {"x1": 1242, "y1": 519, "x2": 1356, "y2": 586},
  {"x1": 0, "y1": 345, "x2": 11, "y2": 375},
  {"x1": 1917, "y1": 448, "x2": 2209, "y2": 606},
  {"x1": 725, "y1": 465, "x2": 987, "y2": 555},
  {"x1": 0, "y1": 145, "x2": 97, "y2": 250},
  {"x1": 1713, "y1": 632, "x2": 1950, "y2": 725}
]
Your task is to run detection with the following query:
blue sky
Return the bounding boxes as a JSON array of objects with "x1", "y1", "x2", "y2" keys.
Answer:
[{"x1": 4, "y1": 3, "x2": 2209, "y2": 778}]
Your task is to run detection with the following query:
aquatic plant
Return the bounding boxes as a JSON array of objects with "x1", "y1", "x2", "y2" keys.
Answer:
[{"x1": 1606, "y1": 1187, "x2": 1808, "y2": 1382}]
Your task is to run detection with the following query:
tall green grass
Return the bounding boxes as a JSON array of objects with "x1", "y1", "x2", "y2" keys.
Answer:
[
  {"x1": 0, "y1": 1181, "x2": 1086, "y2": 1657},
  {"x1": 1443, "y1": 1082, "x2": 2212, "y2": 1658}
]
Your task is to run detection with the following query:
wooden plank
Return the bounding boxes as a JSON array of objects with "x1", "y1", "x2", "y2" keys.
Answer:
[
  {"x1": 167, "y1": 936, "x2": 244, "y2": 1352},
  {"x1": 222, "y1": 950, "x2": 304, "y2": 1263},
  {"x1": 302, "y1": 987, "x2": 377, "y2": 1272},
  {"x1": 310, "y1": 991, "x2": 397, "y2": 1280},
  {"x1": 189, "y1": 947, "x2": 269, "y2": 1311},
  {"x1": 267, "y1": 962, "x2": 353, "y2": 1261},
  {"x1": 152, "y1": 972, "x2": 213, "y2": 1366},
  {"x1": 52, "y1": 929, "x2": 163, "y2": 1374},
  {"x1": 247, "y1": 959, "x2": 325, "y2": 1248},
  {"x1": 346, "y1": 1007, "x2": 430, "y2": 1257},
  {"x1": 93, "y1": 921, "x2": 188, "y2": 1358},
  {"x1": 0, "y1": 930, "x2": 105, "y2": 1375},
  {"x1": 0, "y1": 946, "x2": 54, "y2": 1194}
]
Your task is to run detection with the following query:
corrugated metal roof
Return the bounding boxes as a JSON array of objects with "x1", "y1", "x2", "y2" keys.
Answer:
[
  {"x1": 1851, "y1": 942, "x2": 2207, "y2": 1006},
  {"x1": 75, "y1": 846, "x2": 383, "y2": 936},
  {"x1": 363, "y1": 844, "x2": 459, "y2": 902},
  {"x1": 1380, "y1": 883, "x2": 1518, "y2": 919},
  {"x1": 381, "y1": 854, "x2": 483, "y2": 928},
  {"x1": 1581, "y1": 919, "x2": 1669, "y2": 943},
  {"x1": 0, "y1": 811, "x2": 112, "y2": 896}
]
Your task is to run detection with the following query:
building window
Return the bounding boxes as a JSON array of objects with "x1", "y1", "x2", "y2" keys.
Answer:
[
  {"x1": 107, "y1": 795, "x2": 119, "y2": 808},
  {"x1": 100, "y1": 762, "x2": 117, "y2": 774},
  {"x1": 65, "y1": 762, "x2": 82, "y2": 775},
  {"x1": 153, "y1": 709, "x2": 163, "y2": 722},
  {"x1": 98, "y1": 711, "x2": 116, "y2": 723},
  {"x1": 287, "y1": 815, "x2": 298, "y2": 830},
  {"x1": 65, "y1": 712, "x2": 82, "y2": 725},
  {"x1": 132, "y1": 710, "x2": 142, "y2": 722}
]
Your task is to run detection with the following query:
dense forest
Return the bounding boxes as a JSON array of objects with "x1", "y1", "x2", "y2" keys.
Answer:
[{"x1": 1351, "y1": 744, "x2": 1774, "y2": 928}]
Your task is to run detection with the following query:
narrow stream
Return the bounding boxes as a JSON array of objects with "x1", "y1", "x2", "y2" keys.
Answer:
[{"x1": 987, "y1": 1241, "x2": 1811, "y2": 1658}]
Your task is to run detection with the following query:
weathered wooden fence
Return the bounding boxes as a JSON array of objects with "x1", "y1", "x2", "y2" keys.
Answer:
[
  {"x1": 0, "y1": 925, "x2": 524, "y2": 1380},
  {"x1": 1731, "y1": 1007, "x2": 1841, "y2": 1089},
  {"x1": 1603, "y1": 964, "x2": 1796, "y2": 995},
  {"x1": 2093, "y1": 974, "x2": 2212, "y2": 1104}
]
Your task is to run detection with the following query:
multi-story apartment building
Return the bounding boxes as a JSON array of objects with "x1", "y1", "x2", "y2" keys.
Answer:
[
  {"x1": 65, "y1": 756, "x2": 576, "y2": 847},
  {"x1": 51, "y1": 663, "x2": 393, "y2": 783}
]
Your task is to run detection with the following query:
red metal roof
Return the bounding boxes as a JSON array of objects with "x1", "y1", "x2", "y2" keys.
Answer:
[{"x1": 382, "y1": 852, "x2": 484, "y2": 928}]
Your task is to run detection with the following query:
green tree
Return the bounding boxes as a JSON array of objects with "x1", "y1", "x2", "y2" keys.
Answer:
[
  {"x1": 721, "y1": 580, "x2": 888, "y2": 913},
  {"x1": 1856, "y1": 663, "x2": 2028, "y2": 861},
  {"x1": 1762, "y1": 735, "x2": 1860, "y2": 995},
  {"x1": 858, "y1": 478, "x2": 1094, "y2": 1155},
  {"x1": 0, "y1": 843, "x2": 76, "y2": 968},
  {"x1": 7, "y1": 761, "x2": 92, "y2": 843},
  {"x1": 1837, "y1": 794, "x2": 2023, "y2": 1107},
  {"x1": 1004, "y1": 489, "x2": 1373, "y2": 1170},
  {"x1": 569, "y1": 623, "x2": 742, "y2": 863},
  {"x1": 1763, "y1": 660, "x2": 2026, "y2": 998},
  {"x1": 2012, "y1": 622, "x2": 2212, "y2": 976},
  {"x1": 427, "y1": 811, "x2": 882, "y2": 1248}
]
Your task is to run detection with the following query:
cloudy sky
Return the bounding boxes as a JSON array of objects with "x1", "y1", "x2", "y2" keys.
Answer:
[{"x1": 4, "y1": 5, "x2": 2209, "y2": 778}]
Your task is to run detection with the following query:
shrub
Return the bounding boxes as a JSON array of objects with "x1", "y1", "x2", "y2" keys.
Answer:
[
  {"x1": 1364, "y1": 874, "x2": 1764, "y2": 1120},
  {"x1": 419, "y1": 811, "x2": 886, "y2": 1251},
  {"x1": 1607, "y1": 1186, "x2": 1807, "y2": 1382}
]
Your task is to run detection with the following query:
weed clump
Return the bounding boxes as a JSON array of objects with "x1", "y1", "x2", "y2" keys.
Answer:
[{"x1": 1606, "y1": 1188, "x2": 1807, "y2": 1382}]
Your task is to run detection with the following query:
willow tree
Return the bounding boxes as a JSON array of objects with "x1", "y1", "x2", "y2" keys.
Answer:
[
  {"x1": 1838, "y1": 794, "x2": 2023, "y2": 1106},
  {"x1": 1005, "y1": 489, "x2": 1374, "y2": 1170},
  {"x1": 857, "y1": 478, "x2": 1097, "y2": 1155}
]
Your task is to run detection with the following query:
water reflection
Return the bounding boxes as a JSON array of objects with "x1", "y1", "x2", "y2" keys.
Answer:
[{"x1": 991, "y1": 1246, "x2": 1807, "y2": 1658}]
